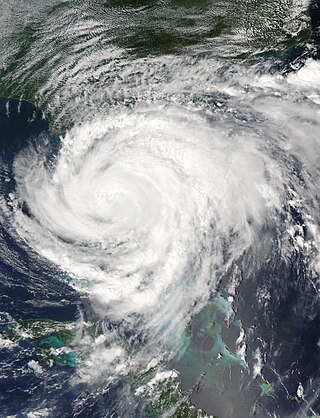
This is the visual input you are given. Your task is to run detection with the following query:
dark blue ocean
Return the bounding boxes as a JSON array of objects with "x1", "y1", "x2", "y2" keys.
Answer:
[{"x1": 1, "y1": 1, "x2": 320, "y2": 417}]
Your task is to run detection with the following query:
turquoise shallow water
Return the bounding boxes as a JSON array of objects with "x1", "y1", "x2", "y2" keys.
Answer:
[{"x1": 1, "y1": 1, "x2": 320, "y2": 417}]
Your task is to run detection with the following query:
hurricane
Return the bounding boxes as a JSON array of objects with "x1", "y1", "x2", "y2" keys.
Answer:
[{"x1": 1, "y1": 1, "x2": 320, "y2": 417}]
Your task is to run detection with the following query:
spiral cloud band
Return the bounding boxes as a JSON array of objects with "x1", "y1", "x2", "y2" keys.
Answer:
[{"x1": 9, "y1": 102, "x2": 286, "y2": 354}]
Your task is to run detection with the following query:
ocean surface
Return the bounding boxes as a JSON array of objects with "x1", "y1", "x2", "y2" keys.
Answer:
[{"x1": 1, "y1": 1, "x2": 320, "y2": 417}]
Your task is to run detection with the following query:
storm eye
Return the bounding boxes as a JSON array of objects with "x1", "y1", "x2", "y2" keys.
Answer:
[{"x1": 1, "y1": 2, "x2": 320, "y2": 417}]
